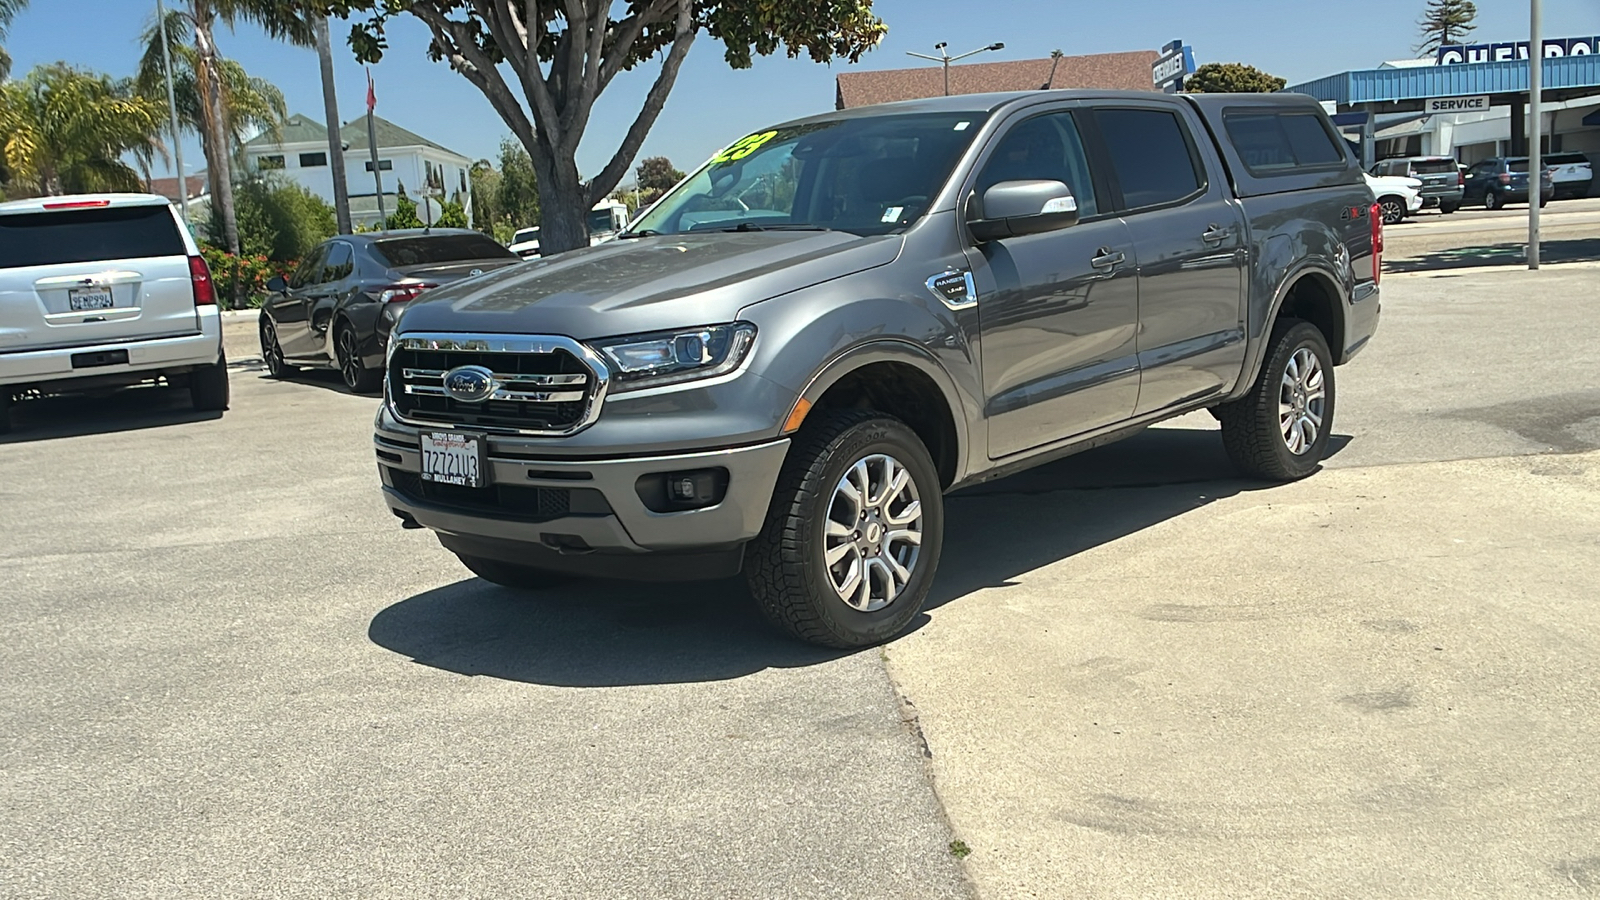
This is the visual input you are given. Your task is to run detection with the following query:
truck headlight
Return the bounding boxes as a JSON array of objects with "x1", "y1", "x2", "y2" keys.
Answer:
[{"x1": 590, "y1": 322, "x2": 757, "y2": 392}]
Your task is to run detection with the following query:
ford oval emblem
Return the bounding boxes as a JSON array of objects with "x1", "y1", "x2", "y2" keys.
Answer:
[{"x1": 443, "y1": 365, "x2": 496, "y2": 403}]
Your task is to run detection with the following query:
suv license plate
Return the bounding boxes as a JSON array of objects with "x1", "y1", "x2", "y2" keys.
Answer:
[
  {"x1": 420, "y1": 431, "x2": 487, "y2": 488},
  {"x1": 68, "y1": 288, "x2": 114, "y2": 310}
]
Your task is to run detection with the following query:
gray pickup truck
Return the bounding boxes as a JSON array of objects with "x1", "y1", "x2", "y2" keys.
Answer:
[{"x1": 374, "y1": 90, "x2": 1381, "y2": 648}]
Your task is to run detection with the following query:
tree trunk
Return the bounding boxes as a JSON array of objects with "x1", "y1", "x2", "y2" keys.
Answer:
[
  {"x1": 194, "y1": 15, "x2": 239, "y2": 256},
  {"x1": 531, "y1": 152, "x2": 590, "y2": 254},
  {"x1": 313, "y1": 14, "x2": 352, "y2": 235}
]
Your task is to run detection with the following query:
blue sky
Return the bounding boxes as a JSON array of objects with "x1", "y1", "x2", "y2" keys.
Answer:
[{"x1": 7, "y1": 0, "x2": 1599, "y2": 182}]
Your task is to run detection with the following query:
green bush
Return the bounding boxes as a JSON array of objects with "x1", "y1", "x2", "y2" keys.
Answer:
[
  {"x1": 210, "y1": 174, "x2": 336, "y2": 262},
  {"x1": 199, "y1": 244, "x2": 298, "y2": 310}
]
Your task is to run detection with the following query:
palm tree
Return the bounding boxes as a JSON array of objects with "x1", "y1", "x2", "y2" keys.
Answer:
[
  {"x1": 0, "y1": 0, "x2": 29, "y2": 82},
  {"x1": 140, "y1": 1, "x2": 313, "y2": 255},
  {"x1": 0, "y1": 64, "x2": 165, "y2": 195}
]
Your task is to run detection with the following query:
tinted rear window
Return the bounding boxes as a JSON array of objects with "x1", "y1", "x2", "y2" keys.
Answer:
[
  {"x1": 0, "y1": 204, "x2": 185, "y2": 269},
  {"x1": 1546, "y1": 153, "x2": 1588, "y2": 165},
  {"x1": 1223, "y1": 111, "x2": 1346, "y2": 175},
  {"x1": 1095, "y1": 108, "x2": 1204, "y2": 209},
  {"x1": 1509, "y1": 160, "x2": 1530, "y2": 173},
  {"x1": 1411, "y1": 160, "x2": 1457, "y2": 174},
  {"x1": 373, "y1": 234, "x2": 516, "y2": 267}
]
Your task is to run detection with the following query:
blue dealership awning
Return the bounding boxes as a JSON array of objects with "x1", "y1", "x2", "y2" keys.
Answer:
[{"x1": 1288, "y1": 56, "x2": 1600, "y2": 109}]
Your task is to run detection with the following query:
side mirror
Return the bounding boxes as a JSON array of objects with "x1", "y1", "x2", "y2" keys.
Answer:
[
  {"x1": 266, "y1": 275, "x2": 288, "y2": 293},
  {"x1": 967, "y1": 180, "x2": 1080, "y2": 243}
]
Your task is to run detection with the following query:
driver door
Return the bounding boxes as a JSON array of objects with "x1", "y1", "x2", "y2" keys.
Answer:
[
  {"x1": 269, "y1": 244, "x2": 328, "y2": 360},
  {"x1": 963, "y1": 106, "x2": 1141, "y2": 459}
]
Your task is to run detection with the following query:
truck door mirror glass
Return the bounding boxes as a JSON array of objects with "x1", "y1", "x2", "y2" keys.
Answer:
[{"x1": 967, "y1": 180, "x2": 1080, "y2": 242}]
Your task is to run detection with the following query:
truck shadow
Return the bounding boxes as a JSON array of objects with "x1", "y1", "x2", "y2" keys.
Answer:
[{"x1": 367, "y1": 425, "x2": 1350, "y2": 687}]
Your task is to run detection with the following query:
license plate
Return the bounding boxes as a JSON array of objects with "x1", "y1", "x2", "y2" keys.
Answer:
[
  {"x1": 420, "y1": 431, "x2": 487, "y2": 488},
  {"x1": 68, "y1": 288, "x2": 114, "y2": 311}
]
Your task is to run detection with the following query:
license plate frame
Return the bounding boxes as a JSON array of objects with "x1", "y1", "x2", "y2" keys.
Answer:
[
  {"x1": 420, "y1": 431, "x2": 488, "y2": 489},
  {"x1": 68, "y1": 287, "x2": 115, "y2": 311}
]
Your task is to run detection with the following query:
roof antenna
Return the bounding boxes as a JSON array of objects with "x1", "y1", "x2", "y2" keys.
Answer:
[{"x1": 1040, "y1": 49, "x2": 1064, "y2": 90}]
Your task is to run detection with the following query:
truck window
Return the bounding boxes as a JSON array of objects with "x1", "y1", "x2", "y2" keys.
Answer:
[
  {"x1": 1223, "y1": 111, "x2": 1345, "y2": 175},
  {"x1": 975, "y1": 111, "x2": 1098, "y2": 218},
  {"x1": 0, "y1": 204, "x2": 185, "y2": 269},
  {"x1": 1094, "y1": 108, "x2": 1204, "y2": 210}
]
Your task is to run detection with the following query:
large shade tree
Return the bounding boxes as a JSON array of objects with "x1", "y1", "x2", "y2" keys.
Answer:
[
  {"x1": 0, "y1": 64, "x2": 165, "y2": 195},
  {"x1": 323, "y1": 0, "x2": 887, "y2": 254}
]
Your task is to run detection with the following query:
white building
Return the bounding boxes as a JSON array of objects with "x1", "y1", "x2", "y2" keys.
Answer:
[{"x1": 242, "y1": 114, "x2": 474, "y2": 229}]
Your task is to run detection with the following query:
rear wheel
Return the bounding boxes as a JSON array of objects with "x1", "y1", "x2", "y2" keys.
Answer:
[
  {"x1": 1483, "y1": 190, "x2": 1501, "y2": 211},
  {"x1": 189, "y1": 351, "x2": 230, "y2": 411},
  {"x1": 456, "y1": 554, "x2": 570, "y2": 590},
  {"x1": 1378, "y1": 197, "x2": 1406, "y2": 225},
  {"x1": 260, "y1": 317, "x2": 296, "y2": 379},
  {"x1": 1439, "y1": 201, "x2": 1459, "y2": 214},
  {"x1": 336, "y1": 323, "x2": 382, "y2": 393},
  {"x1": 745, "y1": 410, "x2": 944, "y2": 649},
  {"x1": 1217, "y1": 320, "x2": 1335, "y2": 482}
]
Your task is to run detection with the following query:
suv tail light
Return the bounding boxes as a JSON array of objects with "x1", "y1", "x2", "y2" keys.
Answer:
[
  {"x1": 1499, "y1": 172, "x2": 1512, "y2": 185},
  {"x1": 1457, "y1": 171, "x2": 1465, "y2": 186},
  {"x1": 1370, "y1": 202, "x2": 1383, "y2": 286},
  {"x1": 378, "y1": 283, "x2": 437, "y2": 304},
  {"x1": 188, "y1": 255, "x2": 216, "y2": 306}
]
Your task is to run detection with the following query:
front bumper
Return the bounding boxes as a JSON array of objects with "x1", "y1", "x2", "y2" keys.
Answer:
[
  {"x1": 375, "y1": 412, "x2": 791, "y2": 578},
  {"x1": 0, "y1": 312, "x2": 223, "y2": 389}
]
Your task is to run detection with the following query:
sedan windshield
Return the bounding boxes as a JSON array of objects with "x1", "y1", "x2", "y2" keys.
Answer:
[{"x1": 632, "y1": 112, "x2": 990, "y2": 238}]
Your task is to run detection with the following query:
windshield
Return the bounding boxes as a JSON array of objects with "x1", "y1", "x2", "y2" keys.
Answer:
[
  {"x1": 632, "y1": 112, "x2": 989, "y2": 238},
  {"x1": 589, "y1": 208, "x2": 622, "y2": 233},
  {"x1": 374, "y1": 234, "x2": 516, "y2": 266}
]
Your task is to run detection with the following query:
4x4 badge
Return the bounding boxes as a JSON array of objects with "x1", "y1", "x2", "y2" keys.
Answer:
[{"x1": 926, "y1": 270, "x2": 977, "y2": 311}]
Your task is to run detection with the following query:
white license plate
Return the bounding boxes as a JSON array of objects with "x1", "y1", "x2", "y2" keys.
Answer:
[
  {"x1": 420, "y1": 431, "x2": 487, "y2": 488},
  {"x1": 68, "y1": 288, "x2": 114, "y2": 311}
]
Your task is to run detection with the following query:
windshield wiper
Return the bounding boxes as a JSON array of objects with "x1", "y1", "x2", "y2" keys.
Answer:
[
  {"x1": 718, "y1": 223, "x2": 833, "y2": 232},
  {"x1": 616, "y1": 229, "x2": 663, "y2": 239}
]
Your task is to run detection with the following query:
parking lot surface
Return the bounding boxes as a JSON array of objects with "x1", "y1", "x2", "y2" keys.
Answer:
[{"x1": 3, "y1": 263, "x2": 1598, "y2": 898}]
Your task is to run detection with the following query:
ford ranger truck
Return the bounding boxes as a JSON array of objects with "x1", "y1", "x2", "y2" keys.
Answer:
[{"x1": 373, "y1": 90, "x2": 1381, "y2": 649}]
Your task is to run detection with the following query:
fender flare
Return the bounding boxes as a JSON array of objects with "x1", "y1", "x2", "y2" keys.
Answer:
[
  {"x1": 795, "y1": 339, "x2": 972, "y2": 486},
  {"x1": 1237, "y1": 262, "x2": 1349, "y2": 397}
]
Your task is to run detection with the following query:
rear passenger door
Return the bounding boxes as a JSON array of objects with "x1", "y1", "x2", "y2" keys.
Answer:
[
  {"x1": 1089, "y1": 103, "x2": 1247, "y2": 415},
  {"x1": 964, "y1": 105, "x2": 1142, "y2": 458}
]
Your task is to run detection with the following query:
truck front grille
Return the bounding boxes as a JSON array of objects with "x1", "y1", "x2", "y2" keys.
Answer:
[{"x1": 387, "y1": 334, "x2": 607, "y2": 434}]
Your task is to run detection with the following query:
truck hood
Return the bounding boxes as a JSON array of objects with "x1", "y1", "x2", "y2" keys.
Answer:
[{"x1": 392, "y1": 230, "x2": 902, "y2": 340}]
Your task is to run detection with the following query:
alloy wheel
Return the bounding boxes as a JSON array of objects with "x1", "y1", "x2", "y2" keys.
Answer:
[
  {"x1": 337, "y1": 328, "x2": 363, "y2": 389},
  {"x1": 822, "y1": 453, "x2": 924, "y2": 613},
  {"x1": 261, "y1": 321, "x2": 285, "y2": 376},
  {"x1": 1380, "y1": 198, "x2": 1404, "y2": 225},
  {"x1": 1278, "y1": 347, "x2": 1326, "y2": 456}
]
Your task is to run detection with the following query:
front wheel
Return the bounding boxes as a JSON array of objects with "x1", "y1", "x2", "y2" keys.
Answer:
[
  {"x1": 746, "y1": 411, "x2": 944, "y2": 649},
  {"x1": 456, "y1": 554, "x2": 570, "y2": 590},
  {"x1": 1378, "y1": 197, "x2": 1406, "y2": 225},
  {"x1": 1217, "y1": 320, "x2": 1336, "y2": 482},
  {"x1": 336, "y1": 323, "x2": 383, "y2": 393},
  {"x1": 1439, "y1": 201, "x2": 1459, "y2": 214},
  {"x1": 1483, "y1": 190, "x2": 1501, "y2": 211}
]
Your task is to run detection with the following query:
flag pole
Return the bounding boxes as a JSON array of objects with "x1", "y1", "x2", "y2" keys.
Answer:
[{"x1": 367, "y1": 69, "x2": 386, "y2": 231}]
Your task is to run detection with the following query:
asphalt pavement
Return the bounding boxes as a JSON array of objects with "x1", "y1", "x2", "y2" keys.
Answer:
[{"x1": 3, "y1": 262, "x2": 1598, "y2": 898}]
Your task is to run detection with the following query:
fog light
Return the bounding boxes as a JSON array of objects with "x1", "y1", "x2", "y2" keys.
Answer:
[{"x1": 636, "y1": 468, "x2": 728, "y2": 512}]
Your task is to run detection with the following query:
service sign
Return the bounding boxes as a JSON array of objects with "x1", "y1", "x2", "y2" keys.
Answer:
[
  {"x1": 1437, "y1": 36, "x2": 1600, "y2": 65},
  {"x1": 1425, "y1": 95, "x2": 1491, "y2": 114}
]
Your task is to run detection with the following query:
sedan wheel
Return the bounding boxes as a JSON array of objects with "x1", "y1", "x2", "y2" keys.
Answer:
[
  {"x1": 260, "y1": 318, "x2": 295, "y2": 378},
  {"x1": 336, "y1": 324, "x2": 383, "y2": 394}
]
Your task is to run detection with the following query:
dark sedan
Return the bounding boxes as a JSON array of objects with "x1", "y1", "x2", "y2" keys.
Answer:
[{"x1": 258, "y1": 230, "x2": 520, "y2": 392}]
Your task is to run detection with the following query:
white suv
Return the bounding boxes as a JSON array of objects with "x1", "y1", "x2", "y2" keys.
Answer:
[{"x1": 0, "y1": 193, "x2": 228, "y2": 433}]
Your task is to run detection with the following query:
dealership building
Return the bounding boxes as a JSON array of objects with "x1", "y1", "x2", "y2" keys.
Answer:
[{"x1": 1288, "y1": 36, "x2": 1600, "y2": 169}]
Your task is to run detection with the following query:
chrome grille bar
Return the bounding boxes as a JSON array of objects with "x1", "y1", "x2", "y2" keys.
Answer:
[
  {"x1": 403, "y1": 384, "x2": 586, "y2": 403},
  {"x1": 402, "y1": 367, "x2": 588, "y2": 387}
]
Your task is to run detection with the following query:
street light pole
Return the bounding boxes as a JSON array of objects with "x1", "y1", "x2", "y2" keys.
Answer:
[
  {"x1": 1529, "y1": 0, "x2": 1543, "y2": 270},
  {"x1": 906, "y1": 42, "x2": 1006, "y2": 97},
  {"x1": 154, "y1": 0, "x2": 189, "y2": 227}
]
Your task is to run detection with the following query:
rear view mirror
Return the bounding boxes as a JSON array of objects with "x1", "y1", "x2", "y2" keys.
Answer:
[
  {"x1": 967, "y1": 180, "x2": 1080, "y2": 242},
  {"x1": 266, "y1": 275, "x2": 288, "y2": 293}
]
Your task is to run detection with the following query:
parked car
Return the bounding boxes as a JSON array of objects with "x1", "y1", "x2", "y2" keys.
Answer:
[
  {"x1": 1364, "y1": 172, "x2": 1425, "y2": 225},
  {"x1": 373, "y1": 90, "x2": 1380, "y2": 648},
  {"x1": 508, "y1": 226, "x2": 541, "y2": 258},
  {"x1": 0, "y1": 193, "x2": 228, "y2": 433},
  {"x1": 1370, "y1": 156, "x2": 1464, "y2": 212},
  {"x1": 1461, "y1": 157, "x2": 1554, "y2": 209},
  {"x1": 259, "y1": 229, "x2": 521, "y2": 393},
  {"x1": 1543, "y1": 152, "x2": 1593, "y2": 200}
]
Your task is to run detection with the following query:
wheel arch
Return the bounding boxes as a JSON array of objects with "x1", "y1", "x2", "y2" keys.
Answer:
[{"x1": 1236, "y1": 263, "x2": 1350, "y2": 400}]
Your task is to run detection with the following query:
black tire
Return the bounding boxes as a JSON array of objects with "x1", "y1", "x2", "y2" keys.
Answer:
[
  {"x1": 745, "y1": 410, "x2": 944, "y2": 649},
  {"x1": 1378, "y1": 197, "x2": 1406, "y2": 225},
  {"x1": 336, "y1": 322, "x2": 382, "y2": 393},
  {"x1": 189, "y1": 350, "x2": 230, "y2": 411},
  {"x1": 0, "y1": 391, "x2": 11, "y2": 435},
  {"x1": 1217, "y1": 320, "x2": 1336, "y2": 482},
  {"x1": 1439, "y1": 202, "x2": 1459, "y2": 214},
  {"x1": 1483, "y1": 190, "x2": 1501, "y2": 211},
  {"x1": 456, "y1": 554, "x2": 570, "y2": 590},
  {"x1": 260, "y1": 316, "x2": 296, "y2": 378}
]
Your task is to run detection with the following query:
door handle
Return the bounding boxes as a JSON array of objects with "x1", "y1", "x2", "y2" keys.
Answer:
[
  {"x1": 1090, "y1": 248, "x2": 1125, "y2": 270},
  {"x1": 1202, "y1": 224, "x2": 1232, "y2": 244}
]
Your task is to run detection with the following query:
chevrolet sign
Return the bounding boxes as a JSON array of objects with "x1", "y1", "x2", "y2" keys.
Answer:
[{"x1": 1152, "y1": 40, "x2": 1196, "y2": 93}]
